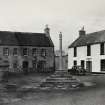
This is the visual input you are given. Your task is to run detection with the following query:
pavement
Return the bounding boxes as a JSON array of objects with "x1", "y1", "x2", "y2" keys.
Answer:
[
  {"x1": 0, "y1": 73, "x2": 50, "y2": 105},
  {"x1": 0, "y1": 73, "x2": 105, "y2": 105}
]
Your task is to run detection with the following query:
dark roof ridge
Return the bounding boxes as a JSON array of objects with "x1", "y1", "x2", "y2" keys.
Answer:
[
  {"x1": 68, "y1": 29, "x2": 105, "y2": 48},
  {"x1": 0, "y1": 30, "x2": 45, "y2": 35},
  {"x1": 86, "y1": 29, "x2": 105, "y2": 36},
  {"x1": 0, "y1": 30, "x2": 54, "y2": 47}
]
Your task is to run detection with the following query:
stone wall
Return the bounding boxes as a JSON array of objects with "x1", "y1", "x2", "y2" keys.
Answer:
[{"x1": 0, "y1": 46, "x2": 55, "y2": 73}]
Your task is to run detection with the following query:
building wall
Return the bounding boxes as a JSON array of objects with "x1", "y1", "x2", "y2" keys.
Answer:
[
  {"x1": 68, "y1": 43, "x2": 105, "y2": 73},
  {"x1": 0, "y1": 46, "x2": 55, "y2": 73}
]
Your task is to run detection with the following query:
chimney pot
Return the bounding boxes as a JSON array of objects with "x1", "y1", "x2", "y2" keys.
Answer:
[
  {"x1": 79, "y1": 26, "x2": 86, "y2": 37},
  {"x1": 44, "y1": 24, "x2": 50, "y2": 37}
]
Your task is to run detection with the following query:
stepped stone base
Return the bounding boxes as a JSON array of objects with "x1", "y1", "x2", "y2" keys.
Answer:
[{"x1": 38, "y1": 70, "x2": 83, "y2": 90}]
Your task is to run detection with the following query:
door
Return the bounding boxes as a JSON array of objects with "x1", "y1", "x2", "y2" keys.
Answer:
[
  {"x1": 81, "y1": 60, "x2": 85, "y2": 68},
  {"x1": 32, "y1": 60, "x2": 37, "y2": 70},
  {"x1": 73, "y1": 60, "x2": 77, "y2": 66},
  {"x1": 86, "y1": 61, "x2": 92, "y2": 72},
  {"x1": 37, "y1": 61, "x2": 46, "y2": 72},
  {"x1": 22, "y1": 61, "x2": 29, "y2": 74}
]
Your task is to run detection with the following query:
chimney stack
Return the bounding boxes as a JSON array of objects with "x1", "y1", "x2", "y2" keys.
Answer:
[
  {"x1": 44, "y1": 24, "x2": 50, "y2": 37},
  {"x1": 79, "y1": 26, "x2": 86, "y2": 37}
]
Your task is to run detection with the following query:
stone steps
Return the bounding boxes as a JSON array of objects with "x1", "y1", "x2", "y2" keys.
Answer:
[
  {"x1": 50, "y1": 75, "x2": 72, "y2": 78},
  {"x1": 38, "y1": 70, "x2": 82, "y2": 90},
  {"x1": 46, "y1": 79, "x2": 77, "y2": 82}
]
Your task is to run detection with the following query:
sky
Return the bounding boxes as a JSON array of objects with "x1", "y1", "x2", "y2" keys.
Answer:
[{"x1": 0, "y1": 0, "x2": 105, "y2": 52}]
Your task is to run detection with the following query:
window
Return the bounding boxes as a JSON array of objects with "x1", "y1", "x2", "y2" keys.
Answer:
[
  {"x1": 23, "y1": 48, "x2": 28, "y2": 56},
  {"x1": 87, "y1": 45, "x2": 91, "y2": 56},
  {"x1": 101, "y1": 59, "x2": 105, "y2": 71},
  {"x1": 100, "y1": 43, "x2": 104, "y2": 55},
  {"x1": 73, "y1": 60, "x2": 77, "y2": 66},
  {"x1": 3, "y1": 48, "x2": 9, "y2": 56},
  {"x1": 13, "y1": 48, "x2": 18, "y2": 56},
  {"x1": 32, "y1": 48, "x2": 37, "y2": 56},
  {"x1": 41, "y1": 49, "x2": 46, "y2": 57},
  {"x1": 74, "y1": 47, "x2": 77, "y2": 57}
]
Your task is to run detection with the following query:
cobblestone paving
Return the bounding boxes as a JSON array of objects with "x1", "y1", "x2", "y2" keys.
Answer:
[{"x1": 1, "y1": 74, "x2": 105, "y2": 105}]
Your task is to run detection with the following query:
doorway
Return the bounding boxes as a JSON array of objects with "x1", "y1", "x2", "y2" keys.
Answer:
[
  {"x1": 32, "y1": 60, "x2": 37, "y2": 71},
  {"x1": 37, "y1": 61, "x2": 46, "y2": 72},
  {"x1": 86, "y1": 61, "x2": 92, "y2": 72},
  {"x1": 22, "y1": 61, "x2": 29, "y2": 74},
  {"x1": 81, "y1": 60, "x2": 85, "y2": 69}
]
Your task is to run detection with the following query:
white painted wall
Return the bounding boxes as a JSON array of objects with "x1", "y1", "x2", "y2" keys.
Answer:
[
  {"x1": 68, "y1": 48, "x2": 73, "y2": 69},
  {"x1": 68, "y1": 43, "x2": 105, "y2": 73},
  {"x1": 91, "y1": 44, "x2": 100, "y2": 72}
]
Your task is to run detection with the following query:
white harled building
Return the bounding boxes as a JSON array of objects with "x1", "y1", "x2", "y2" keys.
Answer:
[{"x1": 68, "y1": 28, "x2": 105, "y2": 73}]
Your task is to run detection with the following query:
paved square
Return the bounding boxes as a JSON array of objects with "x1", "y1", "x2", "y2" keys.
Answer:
[{"x1": 1, "y1": 73, "x2": 105, "y2": 105}]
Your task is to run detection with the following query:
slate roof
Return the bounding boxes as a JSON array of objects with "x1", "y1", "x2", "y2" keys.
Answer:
[
  {"x1": 68, "y1": 30, "x2": 105, "y2": 48},
  {"x1": 0, "y1": 31, "x2": 54, "y2": 47}
]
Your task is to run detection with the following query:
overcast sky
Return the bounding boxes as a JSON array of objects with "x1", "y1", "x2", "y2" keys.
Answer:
[{"x1": 0, "y1": 0, "x2": 105, "y2": 51}]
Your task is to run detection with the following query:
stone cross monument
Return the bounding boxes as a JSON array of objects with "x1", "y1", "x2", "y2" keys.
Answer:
[{"x1": 59, "y1": 32, "x2": 63, "y2": 70}]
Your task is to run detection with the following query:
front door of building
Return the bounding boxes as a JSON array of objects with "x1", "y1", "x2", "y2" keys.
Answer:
[
  {"x1": 23, "y1": 61, "x2": 29, "y2": 74},
  {"x1": 37, "y1": 61, "x2": 46, "y2": 72},
  {"x1": 81, "y1": 60, "x2": 85, "y2": 69},
  {"x1": 86, "y1": 61, "x2": 92, "y2": 72},
  {"x1": 32, "y1": 60, "x2": 37, "y2": 71}
]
